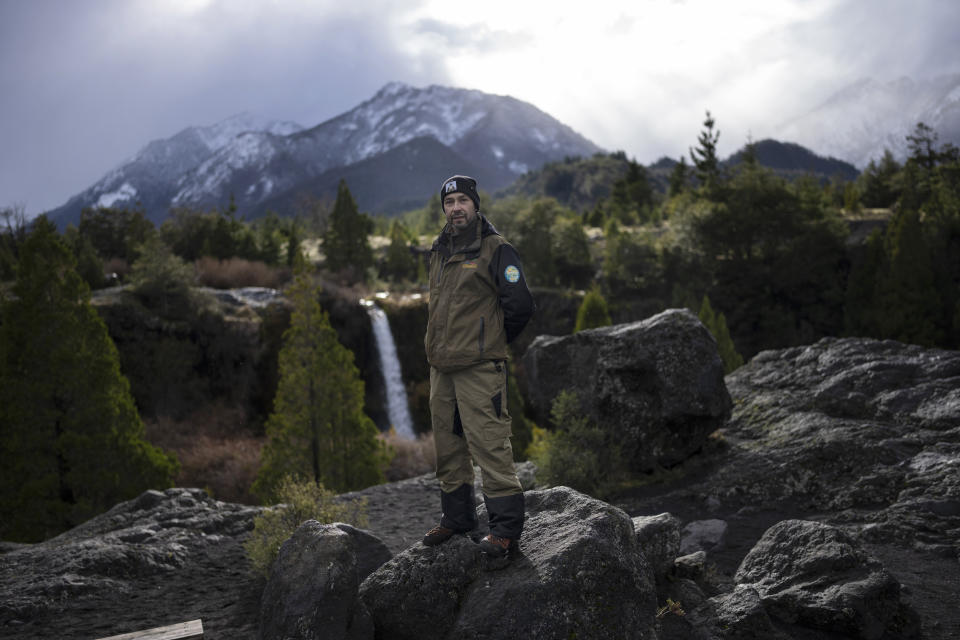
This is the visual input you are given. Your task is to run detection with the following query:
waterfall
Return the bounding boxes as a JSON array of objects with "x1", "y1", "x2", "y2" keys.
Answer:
[{"x1": 364, "y1": 301, "x2": 415, "y2": 439}]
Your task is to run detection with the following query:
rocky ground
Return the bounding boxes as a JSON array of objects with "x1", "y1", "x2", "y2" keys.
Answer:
[{"x1": 2, "y1": 329, "x2": 959, "y2": 639}]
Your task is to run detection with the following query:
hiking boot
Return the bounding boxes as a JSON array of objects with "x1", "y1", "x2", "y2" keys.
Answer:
[
  {"x1": 478, "y1": 534, "x2": 516, "y2": 557},
  {"x1": 423, "y1": 525, "x2": 457, "y2": 546}
]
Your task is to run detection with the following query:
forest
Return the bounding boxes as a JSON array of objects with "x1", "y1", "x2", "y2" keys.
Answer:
[{"x1": 1, "y1": 115, "x2": 958, "y2": 543}]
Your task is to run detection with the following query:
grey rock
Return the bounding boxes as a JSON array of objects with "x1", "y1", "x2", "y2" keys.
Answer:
[
  {"x1": 359, "y1": 486, "x2": 658, "y2": 640},
  {"x1": 0, "y1": 488, "x2": 264, "y2": 640},
  {"x1": 523, "y1": 308, "x2": 732, "y2": 471},
  {"x1": 735, "y1": 519, "x2": 919, "y2": 639},
  {"x1": 675, "y1": 551, "x2": 708, "y2": 581},
  {"x1": 632, "y1": 512, "x2": 681, "y2": 578},
  {"x1": 259, "y1": 521, "x2": 390, "y2": 640},
  {"x1": 680, "y1": 519, "x2": 728, "y2": 555},
  {"x1": 707, "y1": 586, "x2": 789, "y2": 640}
]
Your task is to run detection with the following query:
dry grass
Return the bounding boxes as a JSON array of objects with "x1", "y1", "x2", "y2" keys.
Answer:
[
  {"x1": 194, "y1": 256, "x2": 290, "y2": 289},
  {"x1": 144, "y1": 402, "x2": 264, "y2": 504},
  {"x1": 379, "y1": 430, "x2": 435, "y2": 481}
]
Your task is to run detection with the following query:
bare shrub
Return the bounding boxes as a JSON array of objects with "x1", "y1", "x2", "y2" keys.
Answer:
[
  {"x1": 144, "y1": 401, "x2": 263, "y2": 504},
  {"x1": 194, "y1": 256, "x2": 290, "y2": 289},
  {"x1": 379, "y1": 430, "x2": 435, "y2": 481}
]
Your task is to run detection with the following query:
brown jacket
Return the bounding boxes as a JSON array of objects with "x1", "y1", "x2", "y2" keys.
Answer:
[{"x1": 425, "y1": 214, "x2": 534, "y2": 371}]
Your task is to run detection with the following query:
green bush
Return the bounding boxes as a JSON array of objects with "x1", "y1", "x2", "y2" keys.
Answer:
[
  {"x1": 574, "y1": 287, "x2": 612, "y2": 333},
  {"x1": 532, "y1": 390, "x2": 624, "y2": 498},
  {"x1": 243, "y1": 474, "x2": 368, "y2": 577}
]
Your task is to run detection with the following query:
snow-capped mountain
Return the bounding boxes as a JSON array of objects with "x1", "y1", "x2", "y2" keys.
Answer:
[
  {"x1": 776, "y1": 74, "x2": 960, "y2": 168},
  {"x1": 49, "y1": 83, "x2": 602, "y2": 225},
  {"x1": 50, "y1": 113, "x2": 303, "y2": 226}
]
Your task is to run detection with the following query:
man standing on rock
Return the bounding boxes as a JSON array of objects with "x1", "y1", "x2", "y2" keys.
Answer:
[{"x1": 422, "y1": 174, "x2": 535, "y2": 557}]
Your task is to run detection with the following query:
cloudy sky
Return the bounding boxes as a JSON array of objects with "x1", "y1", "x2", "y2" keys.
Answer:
[{"x1": 2, "y1": 0, "x2": 958, "y2": 216}]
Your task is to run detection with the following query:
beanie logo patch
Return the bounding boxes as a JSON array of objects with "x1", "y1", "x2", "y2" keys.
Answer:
[
  {"x1": 504, "y1": 265, "x2": 520, "y2": 283},
  {"x1": 444, "y1": 180, "x2": 457, "y2": 193}
]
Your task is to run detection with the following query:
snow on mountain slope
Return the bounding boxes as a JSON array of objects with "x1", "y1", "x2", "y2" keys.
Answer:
[
  {"x1": 49, "y1": 84, "x2": 601, "y2": 224},
  {"x1": 776, "y1": 74, "x2": 960, "y2": 168},
  {"x1": 164, "y1": 82, "x2": 601, "y2": 215}
]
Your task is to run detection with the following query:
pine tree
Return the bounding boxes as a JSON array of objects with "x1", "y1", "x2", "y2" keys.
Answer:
[
  {"x1": 698, "y1": 295, "x2": 743, "y2": 373},
  {"x1": 322, "y1": 180, "x2": 373, "y2": 281},
  {"x1": 575, "y1": 288, "x2": 612, "y2": 333},
  {"x1": 383, "y1": 220, "x2": 417, "y2": 283},
  {"x1": 690, "y1": 111, "x2": 724, "y2": 200},
  {"x1": 668, "y1": 156, "x2": 690, "y2": 197},
  {"x1": 0, "y1": 216, "x2": 178, "y2": 542},
  {"x1": 877, "y1": 209, "x2": 943, "y2": 345},
  {"x1": 252, "y1": 265, "x2": 389, "y2": 501}
]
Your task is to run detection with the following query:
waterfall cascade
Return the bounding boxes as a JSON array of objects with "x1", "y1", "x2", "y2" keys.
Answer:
[{"x1": 364, "y1": 301, "x2": 415, "y2": 439}]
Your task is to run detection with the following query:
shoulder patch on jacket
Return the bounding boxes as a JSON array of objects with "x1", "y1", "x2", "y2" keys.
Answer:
[{"x1": 504, "y1": 265, "x2": 520, "y2": 283}]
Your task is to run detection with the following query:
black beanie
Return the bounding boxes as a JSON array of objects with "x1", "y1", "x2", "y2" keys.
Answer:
[{"x1": 440, "y1": 175, "x2": 480, "y2": 211}]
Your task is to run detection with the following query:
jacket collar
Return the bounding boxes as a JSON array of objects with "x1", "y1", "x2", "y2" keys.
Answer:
[{"x1": 433, "y1": 213, "x2": 499, "y2": 256}]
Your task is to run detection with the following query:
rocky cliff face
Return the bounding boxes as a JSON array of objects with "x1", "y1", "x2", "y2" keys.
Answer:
[{"x1": 2, "y1": 316, "x2": 958, "y2": 639}]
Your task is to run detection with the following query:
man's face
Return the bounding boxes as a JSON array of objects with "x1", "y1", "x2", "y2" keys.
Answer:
[{"x1": 442, "y1": 192, "x2": 477, "y2": 232}]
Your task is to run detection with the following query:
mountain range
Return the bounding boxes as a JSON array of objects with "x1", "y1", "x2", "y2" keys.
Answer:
[
  {"x1": 48, "y1": 83, "x2": 601, "y2": 227},
  {"x1": 775, "y1": 73, "x2": 960, "y2": 168},
  {"x1": 47, "y1": 75, "x2": 960, "y2": 228}
]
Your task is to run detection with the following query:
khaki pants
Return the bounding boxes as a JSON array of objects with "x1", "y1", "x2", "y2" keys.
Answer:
[{"x1": 430, "y1": 361, "x2": 522, "y2": 498}]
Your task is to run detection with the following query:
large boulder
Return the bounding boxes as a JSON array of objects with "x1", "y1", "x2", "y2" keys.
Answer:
[
  {"x1": 0, "y1": 488, "x2": 264, "y2": 640},
  {"x1": 734, "y1": 519, "x2": 919, "y2": 639},
  {"x1": 523, "y1": 308, "x2": 731, "y2": 471},
  {"x1": 359, "y1": 486, "x2": 658, "y2": 640},
  {"x1": 259, "y1": 520, "x2": 391, "y2": 640}
]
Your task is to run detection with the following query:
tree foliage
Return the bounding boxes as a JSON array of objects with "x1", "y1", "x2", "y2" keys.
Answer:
[
  {"x1": 322, "y1": 180, "x2": 374, "y2": 281},
  {"x1": 252, "y1": 266, "x2": 390, "y2": 501},
  {"x1": 697, "y1": 295, "x2": 743, "y2": 373},
  {"x1": 575, "y1": 288, "x2": 612, "y2": 333},
  {"x1": 690, "y1": 111, "x2": 724, "y2": 200},
  {"x1": 0, "y1": 216, "x2": 177, "y2": 542},
  {"x1": 381, "y1": 219, "x2": 418, "y2": 283}
]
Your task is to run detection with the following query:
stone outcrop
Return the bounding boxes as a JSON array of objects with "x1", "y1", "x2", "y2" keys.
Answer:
[
  {"x1": 733, "y1": 519, "x2": 919, "y2": 639},
  {"x1": 4, "y1": 332, "x2": 959, "y2": 639},
  {"x1": 358, "y1": 486, "x2": 658, "y2": 640},
  {"x1": 711, "y1": 337, "x2": 960, "y2": 553},
  {"x1": 522, "y1": 308, "x2": 732, "y2": 470},
  {"x1": 259, "y1": 521, "x2": 391, "y2": 640},
  {"x1": 621, "y1": 336, "x2": 960, "y2": 639},
  {"x1": 0, "y1": 488, "x2": 263, "y2": 640}
]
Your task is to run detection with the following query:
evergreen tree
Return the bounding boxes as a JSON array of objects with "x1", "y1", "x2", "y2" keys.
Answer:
[
  {"x1": 552, "y1": 217, "x2": 593, "y2": 288},
  {"x1": 668, "y1": 156, "x2": 690, "y2": 197},
  {"x1": 514, "y1": 198, "x2": 561, "y2": 286},
  {"x1": 843, "y1": 229, "x2": 886, "y2": 338},
  {"x1": 252, "y1": 265, "x2": 389, "y2": 501},
  {"x1": 575, "y1": 287, "x2": 612, "y2": 332},
  {"x1": 0, "y1": 216, "x2": 177, "y2": 542},
  {"x1": 690, "y1": 111, "x2": 724, "y2": 200},
  {"x1": 129, "y1": 235, "x2": 196, "y2": 318},
  {"x1": 876, "y1": 209, "x2": 942, "y2": 345},
  {"x1": 382, "y1": 220, "x2": 417, "y2": 283},
  {"x1": 698, "y1": 295, "x2": 744, "y2": 373},
  {"x1": 858, "y1": 150, "x2": 902, "y2": 208},
  {"x1": 323, "y1": 180, "x2": 374, "y2": 281},
  {"x1": 609, "y1": 159, "x2": 655, "y2": 223}
]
